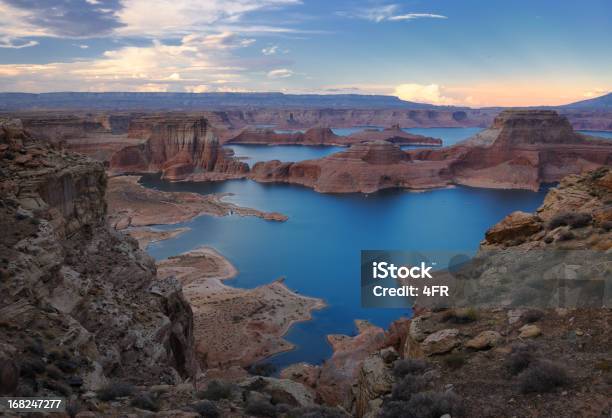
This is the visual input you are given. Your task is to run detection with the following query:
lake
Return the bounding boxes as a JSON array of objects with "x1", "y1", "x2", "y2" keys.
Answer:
[
  {"x1": 226, "y1": 127, "x2": 485, "y2": 166},
  {"x1": 140, "y1": 175, "x2": 548, "y2": 370}
]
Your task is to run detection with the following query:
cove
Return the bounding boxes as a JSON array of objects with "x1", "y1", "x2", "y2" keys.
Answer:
[{"x1": 140, "y1": 175, "x2": 548, "y2": 370}]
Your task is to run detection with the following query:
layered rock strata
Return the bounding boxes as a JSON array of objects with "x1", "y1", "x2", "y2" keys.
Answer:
[
  {"x1": 0, "y1": 119, "x2": 199, "y2": 397},
  {"x1": 251, "y1": 110, "x2": 612, "y2": 193},
  {"x1": 110, "y1": 117, "x2": 249, "y2": 181}
]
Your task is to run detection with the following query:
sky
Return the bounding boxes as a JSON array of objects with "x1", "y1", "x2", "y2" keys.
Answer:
[{"x1": 0, "y1": 0, "x2": 610, "y2": 107}]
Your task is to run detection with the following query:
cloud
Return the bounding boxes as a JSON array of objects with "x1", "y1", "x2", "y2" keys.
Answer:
[
  {"x1": 267, "y1": 68, "x2": 293, "y2": 78},
  {"x1": 115, "y1": 0, "x2": 302, "y2": 36},
  {"x1": 0, "y1": 35, "x2": 256, "y2": 92},
  {"x1": 0, "y1": 0, "x2": 124, "y2": 38},
  {"x1": 339, "y1": 4, "x2": 447, "y2": 23},
  {"x1": 393, "y1": 83, "x2": 456, "y2": 105},
  {"x1": 0, "y1": 36, "x2": 38, "y2": 48},
  {"x1": 262, "y1": 45, "x2": 278, "y2": 55},
  {"x1": 582, "y1": 88, "x2": 609, "y2": 98},
  {"x1": 388, "y1": 13, "x2": 447, "y2": 21}
]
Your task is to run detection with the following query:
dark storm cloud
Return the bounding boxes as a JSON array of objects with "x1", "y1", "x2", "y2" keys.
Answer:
[{"x1": 4, "y1": 0, "x2": 124, "y2": 37}]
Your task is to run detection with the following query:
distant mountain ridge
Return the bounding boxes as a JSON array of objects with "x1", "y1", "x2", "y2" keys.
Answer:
[
  {"x1": 561, "y1": 92, "x2": 612, "y2": 109},
  {"x1": 0, "y1": 92, "x2": 455, "y2": 110},
  {"x1": 1, "y1": 91, "x2": 611, "y2": 111}
]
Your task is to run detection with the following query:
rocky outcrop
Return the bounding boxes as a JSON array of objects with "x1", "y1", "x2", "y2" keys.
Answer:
[
  {"x1": 250, "y1": 110, "x2": 612, "y2": 193},
  {"x1": 225, "y1": 125, "x2": 441, "y2": 147},
  {"x1": 225, "y1": 126, "x2": 343, "y2": 146},
  {"x1": 346, "y1": 124, "x2": 442, "y2": 146},
  {"x1": 110, "y1": 116, "x2": 249, "y2": 181},
  {"x1": 250, "y1": 140, "x2": 452, "y2": 193},
  {"x1": 0, "y1": 119, "x2": 199, "y2": 397},
  {"x1": 429, "y1": 110, "x2": 612, "y2": 190}
]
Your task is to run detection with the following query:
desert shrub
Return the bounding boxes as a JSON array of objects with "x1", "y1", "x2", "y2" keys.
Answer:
[
  {"x1": 197, "y1": 380, "x2": 233, "y2": 401},
  {"x1": 391, "y1": 374, "x2": 430, "y2": 401},
  {"x1": 97, "y1": 381, "x2": 135, "y2": 401},
  {"x1": 43, "y1": 380, "x2": 71, "y2": 396},
  {"x1": 130, "y1": 392, "x2": 160, "y2": 412},
  {"x1": 505, "y1": 343, "x2": 536, "y2": 375},
  {"x1": 19, "y1": 358, "x2": 46, "y2": 378},
  {"x1": 518, "y1": 360, "x2": 570, "y2": 393},
  {"x1": 594, "y1": 359, "x2": 610, "y2": 372},
  {"x1": 65, "y1": 400, "x2": 81, "y2": 418},
  {"x1": 55, "y1": 359, "x2": 79, "y2": 373},
  {"x1": 245, "y1": 398, "x2": 277, "y2": 417},
  {"x1": 405, "y1": 391, "x2": 465, "y2": 418},
  {"x1": 392, "y1": 359, "x2": 428, "y2": 379},
  {"x1": 548, "y1": 213, "x2": 591, "y2": 230},
  {"x1": 381, "y1": 392, "x2": 464, "y2": 418},
  {"x1": 443, "y1": 352, "x2": 467, "y2": 370},
  {"x1": 521, "y1": 309, "x2": 544, "y2": 323},
  {"x1": 191, "y1": 400, "x2": 220, "y2": 417},
  {"x1": 45, "y1": 364, "x2": 64, "y2": 380},
  {"x1": 249, "y1": 362, "x2": 277, "y2": 377},
  {"x1": 287, "y1": 405, "x2": 350, "y2": 418}
]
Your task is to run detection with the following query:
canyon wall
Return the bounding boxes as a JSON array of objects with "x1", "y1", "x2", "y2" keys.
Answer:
[
  {"x1": 251, "y1": 110, "x2": 612, "y2": 193},
  {"x1": 225, "y1": 124, "x2": 442, "y2": 146},
  {"x1": 0, "y1": 119, "x2": 199, "y2": 396},
  {"x1": 110, "y1": 116, "x2": 249, "y2": 181}
]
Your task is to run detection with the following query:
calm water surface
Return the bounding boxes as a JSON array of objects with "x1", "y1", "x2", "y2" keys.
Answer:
[
  {"x1": 141, "y1": 173, "x2": 548, "y2": 369},
  {"x1": 227, "y1": 127, "x2": 485, "y2": 166},
  {"x1": 577, "y1": 130, "x2": 612, "y2": 139}
]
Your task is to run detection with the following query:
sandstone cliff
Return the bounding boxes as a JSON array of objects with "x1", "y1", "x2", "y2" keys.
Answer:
[
  {"x1": 250, "y1": 140, "x2": 452, "y2": 193},
  {"x1": 346, "y1": 124, "x2": 442, "y2": 146},
  {"x1": 225, "y1": 125, "x2": 441, "y2": 147},
  {"x1": 250, "y1": 110, "x2": 612, "y2": 193},
  {"x1": 0, "y1": 119, "x2": 198, "y2": 397},
  {"x1": 110, "y1": 116, "x2": 249, "y2": 181}
]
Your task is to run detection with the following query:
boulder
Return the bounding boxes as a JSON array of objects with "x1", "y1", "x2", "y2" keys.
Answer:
[
  {"x1": 519, "y1": 324, "x2": 542, "y2": 339},
  {"x1": 421, "y1": 329, "x2": 460, "y2": 355},
  {"x1": 465, "y1": 331, "x2": 502, "y2": 350}
]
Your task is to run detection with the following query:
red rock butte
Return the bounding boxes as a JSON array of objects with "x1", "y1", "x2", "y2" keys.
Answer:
[
  {"x1": 110, "y1": 116, "x2": 249, "y2": 181},
  {"x1": 251, "y1": 110, "x2": 612, "y2": 193}
]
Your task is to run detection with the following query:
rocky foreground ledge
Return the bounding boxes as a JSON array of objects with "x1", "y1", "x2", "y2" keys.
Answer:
[{"x1": 0, "y1": 119, "x2": 341, "y2": 417}]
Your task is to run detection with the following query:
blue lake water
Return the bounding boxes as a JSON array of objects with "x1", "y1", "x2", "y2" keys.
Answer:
[
  {"x1": 332, "y1": 126, "x2": 484, "y2": 147},
  {"x1": 225, "y1": 144, "x2": 346, "y2": 166},
  {"x1": 578, "y1": 130, "x2": 612, "y2": 139},
  {"x1": 226, "y1": 127, "x2": 486, "y2": 166},
  {"x1": 140, "y1": 175, "x2": 548, "y2": 370}
]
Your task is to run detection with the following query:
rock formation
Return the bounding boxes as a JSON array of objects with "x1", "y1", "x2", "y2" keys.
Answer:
[
  {"x1": 249, "y1": 140, "x2": 452, "y2": 193},
  {"x1": 225, "y1": 125, "x2": 441, "y2": 147},
  {"x1": 0, "y1": 119, "x2": 198, "y2": 395},
  {"x1": 346, "y1": 124, "x2": 442, "y2": 146},
  {"x1": 110, "y1": 116, "x2": 249, "y2": 181},
  {"x1": 250, "y1": 110, "x2": 612, "y2": 193}
]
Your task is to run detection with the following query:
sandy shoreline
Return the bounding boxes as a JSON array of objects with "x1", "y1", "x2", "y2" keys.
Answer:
[
  {"x1": 106, "y1": 175, "x2": 287, "y2": 231},
  {"x1": 157, "y1": 246, "x2": 325, "y2": 368}
]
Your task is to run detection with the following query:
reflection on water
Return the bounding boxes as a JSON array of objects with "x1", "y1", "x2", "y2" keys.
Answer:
[{"x1": 140, "y1": 174, "x2": 548, "y2": 369}]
